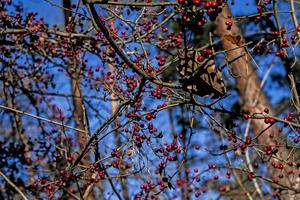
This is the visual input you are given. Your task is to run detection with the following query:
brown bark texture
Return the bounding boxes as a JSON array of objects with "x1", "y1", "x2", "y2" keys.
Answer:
[
  {"x1": 63, "y1": 0, "x2": 92, "y2": 199},
  {"x1": 62, "y1": 0, "x2": 88, "y2": 156},
  {"x1": 214, "y1": 3, "x2": 298, "y2": 199}
]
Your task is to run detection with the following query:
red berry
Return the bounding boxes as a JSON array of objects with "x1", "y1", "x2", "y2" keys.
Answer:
[
  {"x1": 257, "y1": 5, "x2": 263, "y2": 12},
  {"x1": 69, "y1": 188, "x2": 75, "y2": 193},
  {"x1": 211, "y1": 2, "x2": 218, "y2": 8},
  {"x1": 59, "y1": 169, "x2": 66, "y2": 175},
  {"x1": 225, "y1": 21, "x2": 232, "y2": 26},
  {"x1": 196, "y1": 55, "x2": 204, "y2": 62},
  {"x1": 245, "y1": 136, "x2": 252, "y2": 145},
  {"x1": 264, "y1": 108, "x2": 269, "y2": 113},
  {"x1": 66, "y1": 156, "x2": 73, "y2": 162},
  {"x1": 146, "y1": 114, "x2": 152, "y2": 120},
  {"x1": 264, "y1": 117, "x2": 276, "y2": 124},
  {"x1": 204, "y1": 2, "x2": 210, "y2": 9},
  {"x1": 193, "y1": 0, "x2": 201, "y2": 5},
  {"x1": 255, "y1": 15, "x2": 261, "y2": 21},
  {"x1": 243, "y1": 114, "x2": 251, "y2": 119},
  {"x1": 240, "y1": 143, "x2": 247, "y2": 151},
  {"x1": 178, "y1": 0, "x2": 185, "y2": 4}
]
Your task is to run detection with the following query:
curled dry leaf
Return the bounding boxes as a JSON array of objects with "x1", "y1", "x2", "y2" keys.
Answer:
[{"x1": 177, "y1": 50, "x2": 226, "y2": 98}]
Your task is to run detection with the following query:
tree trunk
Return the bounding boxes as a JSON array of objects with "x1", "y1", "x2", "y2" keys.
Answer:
[
  {"x1": 214, "y1": 3, "x2": 298, "y2": 199},
  {"x1": 4, "y1": 89, "x2": 34, "y2": 187},
  {"x1": 62, "y1": 0, "x2": 89, "y2": 152},
  {"x1": 62, "y1": 0, "x2": 92, "y2": 199}
]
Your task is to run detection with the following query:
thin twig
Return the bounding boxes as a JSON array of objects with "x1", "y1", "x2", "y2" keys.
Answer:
[
  {"x1": 290, "y1": 0, "x2": 300, "y2": 39},
  {"x1": 0, "y1": 104, "x2": 87, "y2": 133},
  {"x1": 273, "y1": 0, "x2": 300, "y2": 114},
  {"x1": 0, "y1": 171, "x2": 29, "y2": 200},
  {"x1": 89, "y1": 0, "x2": 177, "y2": 7},
  {"x1": 84, "y1": 1, "x2": 179, "y2": 88},
  {"x1": 244, "y1": 120, "x2": 264, "y2": 199}
]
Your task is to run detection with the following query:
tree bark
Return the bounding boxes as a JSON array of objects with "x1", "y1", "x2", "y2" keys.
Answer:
[
  {"x1": 62, "y1": 0, "x2": 89, "y2": 152},
  {"x1": 62, "y1": 0, "x2": 92, "y2": 199},
  {"x1": 214, "y1": 3, "x2": 298, "y2": 199}
]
